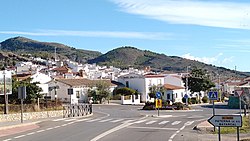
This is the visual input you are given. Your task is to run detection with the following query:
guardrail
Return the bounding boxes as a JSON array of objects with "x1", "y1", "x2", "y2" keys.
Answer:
[{"x1": 63, "y1": 104, "x2": 92, "y2": 118}]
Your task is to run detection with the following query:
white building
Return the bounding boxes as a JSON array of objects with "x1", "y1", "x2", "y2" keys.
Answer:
[{"x1": 118, "y1": 73, "x2": 164, "y2": 102}]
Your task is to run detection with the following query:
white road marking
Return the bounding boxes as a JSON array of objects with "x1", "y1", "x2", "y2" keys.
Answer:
[
  {"x1": 54, "y1": 126, "x2": 61, "y2": 129},
  {"x1": 36, "y1": 130, "x2": 45, "y2": 133},
  {"x1": 168, "y1": 121, "x2": 192, "y2": 141},
  {"x1": 76, "y1": 118, "x2": 92, "y2": 122},
  {"x1": 99, "y1": 118, "x2": 113, "y2": 122},
  {"x1": 133, "y1": 119, "x2": 147, "y2": 124},
  {"x1": 26, "y1": 132, "x2": 35, "y2": 135},
  {"x1": 159, "y1": 121, "x2": 169, "y2": 125},
  {"x1": 188, "y1": 116, "x2": 204, "y2": 119},
  {"x1": 65, "y1": 119, "x2": 76, "y2": 122},
  {"x1": 53, "y1": 118, "x2": 65, "y2": 121},
  {"x1": 14, "y1": 135, "x2": 26, "y2": 139},
  {"x1": 123, "y1": 119, "x2": 134, "y2": 123},
  {"x1": 146, "y1": 121, "x2": 157, "y2": 125},
  {"x1": 110, "y1": 119, "x2": 124, "y2": 123},
  {"x1": 46, "y1": 127, "x2": 54, "y2": 131},
  {"x1": 171, "y1": 121, "x2": 181, "y2": 125},
  {"x1": 185, "y1": 121, "x2": 194, "y2": 126},
  {"x1": 127, "y1": 126, "x2": 178, "y2": 131},
  {"x1": 3, "y1": 139, "x2": 12, "y2": 141},
  {"x1": 86, "y1": 118, "x2": 101, "y2": 122},
  {"x1": 90, "y1": 122, "x2": 133, "y2": 141}
]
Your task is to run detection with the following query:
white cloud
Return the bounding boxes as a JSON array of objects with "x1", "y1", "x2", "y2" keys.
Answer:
[
  {"x1": 182, "y1": 53, "x2": 227, "y2": 64},
  {"x1": 0, "y1": 30, "x2": 172, "y2": 40},
  {"x1": 111, "y1": 0, "x2": 250, "y2": 29}
]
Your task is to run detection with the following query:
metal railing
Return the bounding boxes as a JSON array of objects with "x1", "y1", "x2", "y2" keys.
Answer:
[{"x1": 63, "y1": 104, "x2": 92, "y2": 118}]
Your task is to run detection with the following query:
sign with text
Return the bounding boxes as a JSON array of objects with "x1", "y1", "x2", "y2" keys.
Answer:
[{"x1": 208, "y1": 115, "x2": 242, "y2": 127}]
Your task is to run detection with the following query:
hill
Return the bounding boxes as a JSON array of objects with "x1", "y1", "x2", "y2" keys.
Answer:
[
  {"x1": 0, "y1": 37, "x2": 248, "y2": 78},
  {"x1": 88, "y1": 46, "x2": 248, "y2": 78},
  {"x1": 0, "y1": 37, "x2": 102, "y2": 63}
]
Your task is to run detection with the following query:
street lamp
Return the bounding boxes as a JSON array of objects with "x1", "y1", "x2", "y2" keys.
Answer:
[
  {"x1": 185, "y1": 66, "x2": 190, "y2": 105},
  {"x1": 3, "y1": 70, "x2": 8, "y2": 114}
]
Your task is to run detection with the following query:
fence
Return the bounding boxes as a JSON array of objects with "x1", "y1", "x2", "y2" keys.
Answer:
[{"x1": 63, "y1": 104, "x2": 92, "y2": 118}]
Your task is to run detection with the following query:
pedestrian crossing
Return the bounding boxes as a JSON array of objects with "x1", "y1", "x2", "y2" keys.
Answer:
[{"x1": 52, "y1": 118, "x2": 194, "y2": 127}]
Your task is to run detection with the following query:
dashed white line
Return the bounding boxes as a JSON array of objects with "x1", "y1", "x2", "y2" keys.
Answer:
[
  {"x1": 36, "y1": 129, "x2": 45, "y2": 133},
  {"x1": 146, "y1": 121, "x2": 157, "y2": 125},
  {"x1": 14, "y1": 135, "x2": 26, "y2": 139},
  {"x1": 3, "y1": 139, "x2": 12, "y2": 141},
  {"x1": 133, "y1": 119, "x2": 147, "y2": 124},
  {"x1": 99, "y1": 119, "x2": 113, "y2": 122},
  {"x1": 26, "y1": 132, "x2": 35, "y2": 135},
  {"x1": 171, "y1": 121, "x2": 181, "y2": 125},
  {"x1": 46, "y1": 127, "x2": 54, "y2": 131},
  {"x1": 159, "y1": 121, "x2": 169, "y2": 125}
]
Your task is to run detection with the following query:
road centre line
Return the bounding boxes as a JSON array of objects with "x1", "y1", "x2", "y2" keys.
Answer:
[
  {"x1": 168, "y1": 121, "x2": 194, "y2": 141},
  {"x1": 14, "y1": 135, "x2": 26, "y2": 139},
  {"x1": 3, "y1": 139, "x2": 12, "y2": 141},
  {"x1": 127, "y1": 126, "x2": 179, "y2": 131}
]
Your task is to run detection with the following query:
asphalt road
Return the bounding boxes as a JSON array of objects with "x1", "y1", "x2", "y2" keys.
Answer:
[{"x1": 0, "y1": 103, "x2": 241, "y2": 141}]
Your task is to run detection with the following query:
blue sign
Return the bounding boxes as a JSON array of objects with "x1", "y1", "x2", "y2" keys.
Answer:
[
  {"x1": 184, "y1": 94, "x2": 188, "y2": 99},
  {"x1": 208, "y1": 91, "x2": 218, "y2": 100},
  {"x1": 155, "y1": 92, "x2": 162, "y2": 99}
]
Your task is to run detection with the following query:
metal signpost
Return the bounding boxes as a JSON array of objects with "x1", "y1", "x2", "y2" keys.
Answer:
[
  {"x1": 208, "y1": 115, "x2": 242, "y2": 141},
  {"x1": 18, "y1": 86, "x2": 27, "y2": 123},
  {"x1": 208, "y1": 91, "x2": 218, "y2": 131},
  {"x1": 236, "y1": 90, "x2": 243, "y2": 115},
  {"x1": 184, "y1": 94, "x2": 188, "y2": 105},
  {"x1": 155, "y1": 92, "x2": 162, "y2": 116},
  {"x1": 68, "y1": 88, "x2": 74, "y2": 104}
]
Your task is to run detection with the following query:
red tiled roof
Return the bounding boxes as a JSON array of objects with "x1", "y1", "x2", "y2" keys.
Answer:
[
  {"x1": 56, "y1": 78, "x2": 117, "y2": 87},
  {"x1": 164, "y1": 84, "x2": 184, "y2": 90}
]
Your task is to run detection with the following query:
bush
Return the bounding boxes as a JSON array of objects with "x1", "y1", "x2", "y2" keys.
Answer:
[
  {"x1": 202, "y1": 96, "x2": 209, "y2": 103},
  {"x1": 190, "y1": 97, "x2": 198, "y2": 104},
  {"x1": 182, "y1": 97, "x2": 191, "y2": 104},
  {"x1": 173, "y1": 102, "x2": 184, "y2": 110},
  {"x1": 111, "y1": 94, "x2": 121, "y2": 100},
  {"x1": 142, "y1": 102, "x2": 155, "y2": 110}
]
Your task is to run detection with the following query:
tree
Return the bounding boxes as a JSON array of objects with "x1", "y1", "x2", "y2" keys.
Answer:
[
  {"x1": 9, "y1": 77, "x2": 42, "y2": 104},
  {"x1": 183, "y1": 67, "x2": 215, "y2": 97},
  {"x1": 114, "y1": 87, "x2": 138, "y2": 96},
  {"x1": 148, "y1": 84, "x2": 164, "y2": 99},
  {"x1": 87, "y1": 80, "x2": 111, "y2": 104}
]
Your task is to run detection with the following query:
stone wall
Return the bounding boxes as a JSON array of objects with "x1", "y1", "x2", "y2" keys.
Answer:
[{"x1": 0, "y1": 110, "x2": 63, "y2": 122}]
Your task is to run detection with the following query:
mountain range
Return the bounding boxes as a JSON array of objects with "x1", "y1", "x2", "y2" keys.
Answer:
[{"x1": 0, "y1": 36, "x2": 248, "y2": 78}]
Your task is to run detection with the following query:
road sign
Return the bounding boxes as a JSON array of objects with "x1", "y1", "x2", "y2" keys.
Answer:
[
  {"x1": 184, "y1": 94, "x2": 188, "y2": 99},
  {"x1": 155, "y1": 99, "x2": 162, "y2": 108},
  {"x1": 155, "y1": 92, "x2": 162, "y2": 99},
  {"x1": 236, "y1": 90, "x2": 243, "y2": 97},
  {"x1": 208, "y1": 115, "x2": 242, "y2": 127},
  {"x1": 208, "y1": 91, "x2": 218, "y2": 100}
]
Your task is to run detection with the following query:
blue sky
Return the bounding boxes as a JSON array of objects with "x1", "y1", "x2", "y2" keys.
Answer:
[{"x1": 1, "y1": 0, "x2": 250, "y2": 71}]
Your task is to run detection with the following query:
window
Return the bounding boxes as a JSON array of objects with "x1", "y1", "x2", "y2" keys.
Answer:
[
  {"x1": 162, "y1": 92, "x2": 164, "y2": 96},
  {"x1": 157, "y1": 79, "x2": 162, "y2": 85},
  {"x1": 126, "y1": 81, "x2": 129, "y2": 87},
  {"x1": 149, "y1": 79, "x2": 152, "y2": 86},
  {"x1": 176, "y1": 93, "x2": 178, "y2": 98},
  {"x1": 181, "y1": 92, "x2": 183, "y2": 97},
  {"x1": 167, "y1": 94, "x2": 170, "y2": 99},
  {"x1": 76, "y1": 91, "x2": 80, "y2": 98}
]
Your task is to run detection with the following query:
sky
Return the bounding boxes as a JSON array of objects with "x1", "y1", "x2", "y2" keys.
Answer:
[{"x1": 0, "y1": 0, "x2": 250, "y2": 71}]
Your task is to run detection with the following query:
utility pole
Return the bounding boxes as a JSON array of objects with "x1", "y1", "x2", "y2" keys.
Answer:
[
  {"x1": 3, "y1": 70, "x2": 8, "y2": 114},
  {"x1": 185, "y1": 66, "x2": 189, "y2": 105}
]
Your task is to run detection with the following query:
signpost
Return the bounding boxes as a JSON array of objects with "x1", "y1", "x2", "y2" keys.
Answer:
[
  {"x1": 208, "y1": 115, "x2": 242, "y2": 141},
  {"x1": 184, "y1": 94, "x2": 188, "y2": 105},
  {"x1": 155, "y1": 92, "x2": 162, "y2": 116},
  {"x1": 208, "y1": 91, "x2": 218, "y2": 131},
  {"x1": 18, "y1": 86, "x2": 27, "y2": 123},
  {"x1": 236, "y1": 90, "x2": 243, "y2": 115}
]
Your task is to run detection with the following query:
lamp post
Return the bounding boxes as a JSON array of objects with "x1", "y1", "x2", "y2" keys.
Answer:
[
  {"x1": 185, "y1": 66, "x2": 190, "y2": 105},
  {"x1": 3, "y1": 70, "x2": 8, "y2": 114}
]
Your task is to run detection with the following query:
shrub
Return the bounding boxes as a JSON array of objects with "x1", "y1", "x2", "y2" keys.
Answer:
[
  {"x1": 190, "y1": 97, "x2": 198, "y2": 104},
  {"x1": 202, "y1": 96, "x2": 209, "y2": 103},
  {"x1": 182, "y1": 97, "x2": 191, "y2": 104},
  {"x1": 173, "y1": 102, "x2": 184, "y2": 110},
  {"x1": 142, "y1": 102, "x2": 155, "y2": 110}
]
